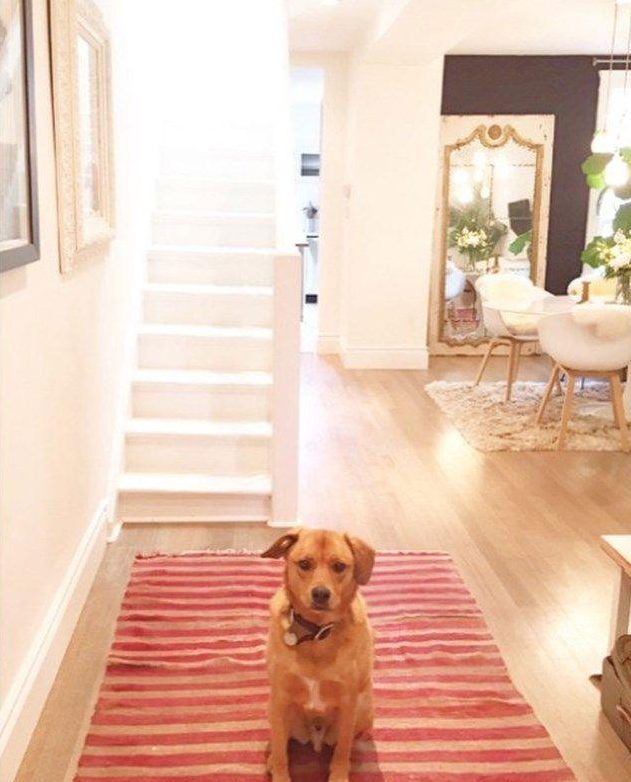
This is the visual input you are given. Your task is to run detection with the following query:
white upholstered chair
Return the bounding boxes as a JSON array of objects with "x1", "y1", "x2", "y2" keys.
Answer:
[
  {"x1": 474, "y1": 273, "x2": 551, "y2": 401},
  {"x1": 536, "y1": 306, "x2": 631, "y2": 450}
]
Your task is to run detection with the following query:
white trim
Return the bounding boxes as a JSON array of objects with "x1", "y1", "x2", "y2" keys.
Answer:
[
  {"x1": 340, "y1": 346, "x2": 429, "y2": 370},
  {"x1": 0, "y1": 501, "x2": 108, "y2": 782},
  {"x1": 316, "y1": 333, "x2": 340, "y2": 355}
]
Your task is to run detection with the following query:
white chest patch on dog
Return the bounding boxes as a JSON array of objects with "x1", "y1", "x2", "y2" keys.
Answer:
[{"x1": 302, "y1": 677, "x2": 325, "y2": 711}]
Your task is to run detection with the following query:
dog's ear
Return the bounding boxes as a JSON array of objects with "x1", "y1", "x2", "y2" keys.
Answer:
[
  {"x1": 345, "y1": 534, "x2": 375, "y2": 585},
  {"x1": 261, "y1": 529, "x2": 301, "y2": 559}
]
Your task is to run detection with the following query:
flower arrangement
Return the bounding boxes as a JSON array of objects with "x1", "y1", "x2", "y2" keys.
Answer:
[
  {"x1": 582, "y1": 206, "x2": 631, "y2": 304},
  {"x1": 448, "y1": 193, "x2": 507, "y2": 270}
]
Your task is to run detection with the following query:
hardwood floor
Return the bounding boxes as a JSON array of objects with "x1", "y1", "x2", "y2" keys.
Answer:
[{"x1": 15, "y1": 354, "x2": 631, "y2": 782}]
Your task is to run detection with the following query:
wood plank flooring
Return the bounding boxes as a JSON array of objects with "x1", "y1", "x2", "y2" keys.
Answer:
[{"x1": 14, "y1": 354, "x2": 631, "y2": 782}]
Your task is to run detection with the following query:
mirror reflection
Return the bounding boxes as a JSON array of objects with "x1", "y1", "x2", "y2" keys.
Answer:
[{"x1": 441, "y1": 125, "x2": 540, "y2": 345}]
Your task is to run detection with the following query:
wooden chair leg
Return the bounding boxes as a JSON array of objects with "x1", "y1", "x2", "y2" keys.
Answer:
[
  {"x1": 474, "y1": 340, "x2": 497, "y2": 386},
  {"x1": 511, "y1": 340, "x2": 523, "y2": 385},
  {"x1": 536, "y1": 364, "x2": 561, "y2": 424},
  {"x1": 610, "y1": 373, "x2": 630, "y2": 452},
  {"x1": 557, "y1": 374, "x2": 576, "y2": 450},
  {"x1": 505, "y1": 340, "x2": 519, "y2": 402}
]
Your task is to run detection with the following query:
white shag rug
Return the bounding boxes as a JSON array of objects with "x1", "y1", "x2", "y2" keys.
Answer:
[{"x1": 424, "y1": 380, "x2": 629, "y2": 452}]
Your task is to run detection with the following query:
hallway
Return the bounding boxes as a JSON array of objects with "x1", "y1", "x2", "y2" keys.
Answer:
[{"x1": 15, "y1": 355, "x2": 631, "y2": 782}]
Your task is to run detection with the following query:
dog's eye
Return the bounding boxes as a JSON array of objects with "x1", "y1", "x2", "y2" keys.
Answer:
[
  {"x1": 297, "y1": 559, "x2": 311, "y2": 571},
  {"x1": 332, "y1": 561, "x2": 347, "y2": 574}
]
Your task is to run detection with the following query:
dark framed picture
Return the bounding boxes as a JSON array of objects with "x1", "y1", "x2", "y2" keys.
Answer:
[{"x1": 0, "y1": 0, "x2": 39, "y2": 273}]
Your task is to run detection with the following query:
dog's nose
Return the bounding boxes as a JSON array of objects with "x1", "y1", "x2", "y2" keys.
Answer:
[{"x1": 311, "y1": 586, "x2": 331, "y2": 604}]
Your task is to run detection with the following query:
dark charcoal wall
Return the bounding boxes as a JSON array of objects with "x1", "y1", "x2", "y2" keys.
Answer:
[{"x1": 441, "y1": 56, "x2": 599, "y2": 294}]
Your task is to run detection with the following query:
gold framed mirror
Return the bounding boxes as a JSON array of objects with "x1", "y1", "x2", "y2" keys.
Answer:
[{"x1": 429, "y1": 115, "x2": 554, "y2": 355}]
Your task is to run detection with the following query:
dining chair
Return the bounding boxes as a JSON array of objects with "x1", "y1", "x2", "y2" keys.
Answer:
[
  {"x1": 474, "y1": 273, "x2": 550, "y2": 401},
  {"x1": 536, "y1": 307, "x2": 631, "y2": 450},
  {"x1": 567, "y1": 275, "x2": 617, "y2": 304}
]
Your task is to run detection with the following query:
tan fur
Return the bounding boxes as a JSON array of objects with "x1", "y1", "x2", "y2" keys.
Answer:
[{"x1": 262, "y1": 528, "x2": 375, "y2": 782}]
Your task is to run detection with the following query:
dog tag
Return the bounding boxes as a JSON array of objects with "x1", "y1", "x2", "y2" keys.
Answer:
[{"x1": 284, "y1": 631, "x2": 298, "y2": 646}]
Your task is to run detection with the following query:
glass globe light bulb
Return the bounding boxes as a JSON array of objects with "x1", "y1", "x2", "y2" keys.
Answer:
[
  {"x1": 604, "y1": 153, "x2": 629, "y2": 187},
  {"x1": 591, "y1": 130, "x2": 615, "y2": 154}
]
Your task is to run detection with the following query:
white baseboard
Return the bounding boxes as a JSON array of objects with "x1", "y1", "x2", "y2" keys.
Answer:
[
  {"x1": 341, "y1": 346, "x2": 429, "y2": 370},
  {"x1": 0, "y1": 501, "x2": 108, "y2": 782},
  {"x1": 316, "y1": 333, "x2": 340, "y2": 355}
]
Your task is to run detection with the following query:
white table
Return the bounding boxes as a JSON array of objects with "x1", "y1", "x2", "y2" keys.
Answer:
[{"x1": 601, "y1": 535, "x2": 631, "y2": 650}]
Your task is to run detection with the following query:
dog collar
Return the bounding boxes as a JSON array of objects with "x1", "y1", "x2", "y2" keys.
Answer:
[{"x1": 283, "y1": 607, "x2": 335, "y2": 647}]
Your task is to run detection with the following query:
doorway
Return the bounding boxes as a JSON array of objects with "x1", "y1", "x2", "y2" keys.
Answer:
[{"x1": 290, "y1": 67, "x2": 324, "y2": 352}]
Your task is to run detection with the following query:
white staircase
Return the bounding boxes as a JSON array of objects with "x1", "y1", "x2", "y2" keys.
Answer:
[{"x1": 117, "y1": 144, "x2": 299, "y2": 524}]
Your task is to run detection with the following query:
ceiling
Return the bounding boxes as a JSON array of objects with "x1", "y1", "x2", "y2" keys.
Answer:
[
  {"x1": 288, "y1": 0, "x2": 627, "y2": 59},
  {"x1": 288, "y1": 0, "x2": 382, "y2": 51}
]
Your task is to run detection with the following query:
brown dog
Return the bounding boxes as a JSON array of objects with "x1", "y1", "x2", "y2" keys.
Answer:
[{"x1": 262, "y1": 528, "x2": 375, "y2": 782}]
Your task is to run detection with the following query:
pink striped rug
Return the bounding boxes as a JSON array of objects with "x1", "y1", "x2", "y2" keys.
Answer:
[{"x1": 74, "y1": 551, "x2": 575, "y2": 781}]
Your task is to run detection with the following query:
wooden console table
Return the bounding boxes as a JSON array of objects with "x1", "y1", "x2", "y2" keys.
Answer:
[{"x1": 602, "y1": 535, "x2": 631, "y2": 649}]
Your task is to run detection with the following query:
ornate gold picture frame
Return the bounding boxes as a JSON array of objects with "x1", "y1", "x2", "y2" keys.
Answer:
[
  {"x1": 429, "y1": 115, "x2": 554, "y2": 356},
  {"x1": 50, "y1": 0, "x2": 114, "y2": 274}
]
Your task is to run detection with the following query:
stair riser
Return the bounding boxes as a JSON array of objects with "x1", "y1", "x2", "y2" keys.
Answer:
[
  {"x1": 160, "y1": 126, "x2": 275, "y2": 153},
  {"x1": 126, "y1": 435, "x2": 270, "y2": 475},
  {"x1": 156, "y1": 180, "x2": 275, "y2": 213},
  {"x1": 132, "y1": 384, "x2": 271, "y2": 421},
  {"x1": 143, "y1": 291, "x2": 273, "y2": 328},
  {"x1": 160, "y1": 153, "x2": 275, "y2": 180},
  {"x1": 147, "y1": 254, "x2": 274, "y2": 286},
  {"x1": 152, "y1": 215, "x2": 275, "y2": 248},
  {"x1": 138, "y1": 334, "x2": 272, "y2": 372},
  {"x1": 117, "y1": 491, "x2": 271, "y2": 523}
]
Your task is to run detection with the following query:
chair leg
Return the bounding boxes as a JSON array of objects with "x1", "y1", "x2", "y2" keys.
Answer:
[
  {"x1": 505, "y1": 340, "x2": 520, "y2": 402},
  {"x1": 610, "y1": 373, "x2": 630, "y2": 452},
  {"x1": 536, "y1": 364, "x2": 561, "y2": 424},
  {"x1": 474, "y1": 340, "x2": 497, "y2": 386},
  {"x1": 557, "y1": 374, "x2": 576, "y2": 450}
]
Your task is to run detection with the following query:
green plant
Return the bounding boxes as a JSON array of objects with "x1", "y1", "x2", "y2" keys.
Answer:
[{"x1": 508, "y1": 228, "x2": 532, "y2": 257}]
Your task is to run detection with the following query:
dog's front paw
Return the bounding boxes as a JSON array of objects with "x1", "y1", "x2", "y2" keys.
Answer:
[
  {"x1": 270, "y1": 775, "x2": 292, "y2": 782},
  {"x1": 329, "y1": 771, "x2": 350, "y2": 782}
]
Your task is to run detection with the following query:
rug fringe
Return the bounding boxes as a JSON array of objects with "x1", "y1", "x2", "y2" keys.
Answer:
[{"x1": 134, "y1": 549, "x2": 451, "y2": 559}]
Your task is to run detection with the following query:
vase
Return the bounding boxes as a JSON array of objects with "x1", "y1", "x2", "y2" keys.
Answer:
[{"x1": 616, "y1": 273, "x2": 631, "y2": 305}]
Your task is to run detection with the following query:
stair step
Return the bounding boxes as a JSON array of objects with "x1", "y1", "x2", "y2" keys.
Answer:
[
  {"x1": 143, "y1": 282, "x2": 273, "y2": 327},
  {"x1": 138, "y1": 324, "x2": 273, "y2": 372},
  {"x1": 152, "y1": 210, "x2": 276, "y2": 249},
  {"x1": 147, "y1": 246, "x2": 274, "y2": 286},
  {"x1": 160, "y1": 148, "x2": 275, "y2": 180},
  {"x1": 120, "y1": 471, "x2": 271, "y2": 494},
  {"x1": 131, "y1": 369, "x2": 272, "y2": 421},
  {"x1": 126, "y1": 418, "x2": 272, "y2": 437},
  {"x1": 155, "y1": 177, "x2": 275, "y2": 213},
  {"x1": 117, "y1": 472, "x2": 272, "y2": 523},
  {"x1": 125, "y1": 418, "x2": 270, "y2": 475}
]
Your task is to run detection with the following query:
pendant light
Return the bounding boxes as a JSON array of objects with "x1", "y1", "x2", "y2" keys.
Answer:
[
  {"x1": 604, "y1": 1, "x2": 631, "y2": 186},
  {"x1": 592, "y1": 1, "x2": 621, "y2": 154}
]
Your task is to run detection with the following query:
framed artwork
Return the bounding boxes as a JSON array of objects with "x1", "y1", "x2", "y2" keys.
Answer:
[
  {"x1": 0, "y1": 0, "x2": 40, "y2": 273},
  {"x1": 50, "y1": 0, "x2": 114, "y2": 274}
]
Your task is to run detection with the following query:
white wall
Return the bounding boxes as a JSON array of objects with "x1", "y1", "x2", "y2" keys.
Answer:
[
  {"x1": 0, "y1": 0, "x2": 152, "y2": 777},
  {"x1": 339, "y1": 57, "x2": 443, "y2": 369},
  {"x1": 298, "y1": 46, "x2": 443, "y2": 368}
]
